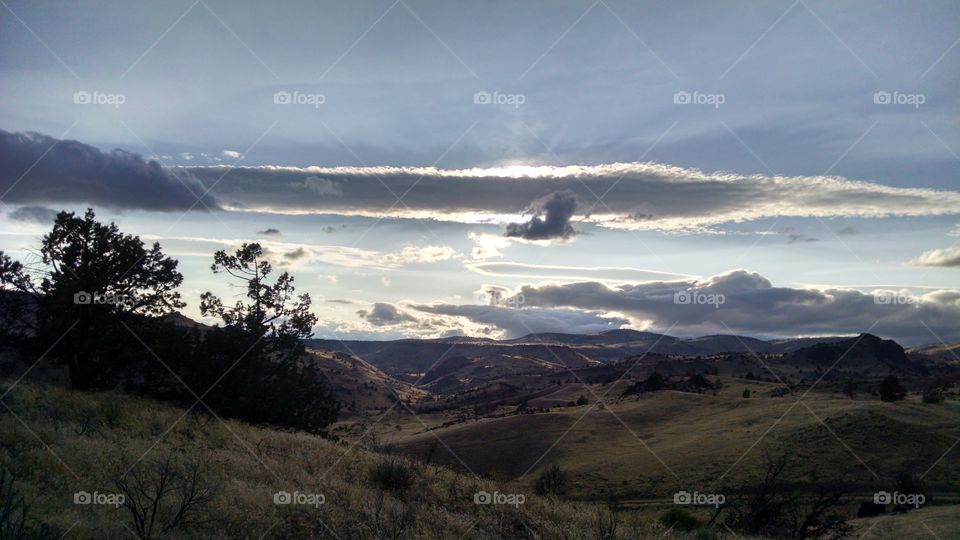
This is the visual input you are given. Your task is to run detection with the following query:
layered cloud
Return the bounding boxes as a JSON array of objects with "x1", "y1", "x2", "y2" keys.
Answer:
[
  {"x1": 0, "y1": 130, "x2": 218, "y2": 211},
  {"x1": 143, "y1": 234, "x2": 460, "y2": 271},
  {"x1": 349, "y1": 299, "x2": 628, "y2": 339},
  {"x1": 466, "y1": 261, "x2": 695, "y2": 283},
  {"x1": 7, "y1": 205, "x2": 59, "y2": 224},
  {"x1": 381, "y1": 245, "x2": 461, "y2": 264},
  {"x1": 411, "y1": 304, "x2": 628, "y2": 339},
  {"x1": 493, "y1": 270, "x2": 960, "y2": 344},
  {"x1": 6, "y1": 130, "x2": 959, "y2": 230},
  {"x1": 386, "y1": 270, "x2": 959, "y2": 344},
  {"x1": 357, "y1": 303, "x2": 419, "y2": 326},
  {"x1": 184, "y1": 162, "x2": 960, "y2": 231},
  {"x1": 911, "y1": 247, "x2": 960, "y2": 268}
]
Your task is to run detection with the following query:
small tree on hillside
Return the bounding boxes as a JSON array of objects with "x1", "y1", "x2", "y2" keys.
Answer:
[
  {"x1": 0, "y1": 209, "x2": 184, "y2": 388},
  {"x1": 200, "y1": 243, "x2": 316, "y2": 351},
  {"x1": 196, "y1": 243, "x2": 338, "y2": 432},
  {"x1": 535, "y1": 465, "x2": 568, "y2": 497},
  {"x1": 879, "y1": 375, "x2": 906, "y2": 402},
  {"x1": 645, "y1": 371, "x2": 665, "y2": 391},
  {"x1": 715, "y1": 448, "x2": 853, "y2": 538}
]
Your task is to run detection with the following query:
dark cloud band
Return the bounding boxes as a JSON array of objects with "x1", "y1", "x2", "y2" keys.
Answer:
[
  {"x1": 185, "y1": 163, "x2": 960, "y2": 230},
  {"x1": 0, "y1": 130, "x2": 219, "y2": 212}
]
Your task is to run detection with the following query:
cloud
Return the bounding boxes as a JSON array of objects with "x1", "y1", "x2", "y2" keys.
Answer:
[
  {"x1": 182, "y1": 162, "x2": 960, "y2": 231},
  {"x1": 7, "y1": 205, "x2": 60, "y2": 224},
  {"x1": 504, "y1": 191, "x2": 578, "y2": 241},
  {"x1": 492, "y1": 270, "x2": 960, "y2": 344},
  {"x1": 257, "y1": 228, "x2": 282, "y2": 235},
  {"x1": 221, "y1": 150, "x2": 242, "y2": 159},
  {"x1": 466, "y1": 261, "x2": 695, "y2": 282},
  {"x1": 290, "y1": 176, "x2": 342, "y2": 197},
  {"x1": 146, "y1": 234, "x2": 462, "y2": 271},
  {"x1": 469, "y1": 232, "x2": 511, "y2": 259},
  {"x1": 836, "y1": 226, "x2": 859, "y2": 236},
  {"x1": 382, "y1": 245, "x2": 461, "y2": 264},
  {"x1": 140, "y1": 234, "x2": 393, "y2": 270},
  {"x1": 410, "y1": 304, "x2": 628, "y2": 339},
  {"x1": 782, "y1": 227, "x2": 819, "y2": 243},
  {"x1": 911, "y1": 247, "x2": 960, "y2": 268},
  {"x1": 357, "y1": 302, "x2": 419, "y2": 326},
  {"x1": 283, "y1": 247, "x2": 308, "y2": 261},
  {"x1": 0, "y1": 129, "x2": 219, "y2": 211}
]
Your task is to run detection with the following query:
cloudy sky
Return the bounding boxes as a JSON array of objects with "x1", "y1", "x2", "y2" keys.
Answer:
[{"x1": 1, "y1": 0, "x2": 958, "y2": 344}]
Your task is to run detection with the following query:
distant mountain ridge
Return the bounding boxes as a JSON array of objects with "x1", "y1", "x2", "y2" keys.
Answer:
[{"x1": 306, "y1": 329, "x2": 867, "y2": 377}]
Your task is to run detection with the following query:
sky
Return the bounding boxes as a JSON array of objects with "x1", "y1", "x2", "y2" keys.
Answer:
[{"x1": 1, "y1": 0, "x2": 958, "y2": 344}]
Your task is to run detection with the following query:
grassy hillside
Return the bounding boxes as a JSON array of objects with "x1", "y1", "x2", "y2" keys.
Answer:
[
  {"x1": 389, "y1": 380, "x2": 960, "y2": 501},
  {"x1": 307, "y1": 348, "x2": 428, "y2": 417},
  {"x1": 1, "y1": 378, "x2": 711, "y2": 539},
  {"x1": 3, "y1": 378, "x2": 958, "y2": 538}
]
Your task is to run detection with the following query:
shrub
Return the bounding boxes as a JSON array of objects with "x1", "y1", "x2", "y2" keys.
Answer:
[
  {"x1": 369, "y1": 458, "x2": 415, "y2": 492},
  {"x1": 879, "y1": 375, "x2": 906, "y2": 402},
  {"x1": 534, "y1": 465, "x2": 568, "y2": 497},
  {"x1": 922, "y1": 387, "x2": 944, "y2": 404},
  {"x1": 591, "y1": 508, "x2": 619, "y2": 539},
  {"x1": 742, "y1": 389, "x2": 751, "y2": 398},
  {"x1": 721, "y1": 448, "x2": 852, "y2": 538},
  {"x1": 659, "y1": 507, "x2": 701, "y2": 531},
  {"x1": 0, "y1": 471, "x2": 29, "y2": 540},
  {"x1": 115, "y1": 453, "x2": 219, "y2": 539}
]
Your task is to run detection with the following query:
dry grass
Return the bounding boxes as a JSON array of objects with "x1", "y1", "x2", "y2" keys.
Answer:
[
  {"x1": 0, "y1": 379, "x2": 713, "y2": 539},
  {"x1": 391, "y1": 380, "x2": 960, "y2": 502},
  {"x1": 3, "y1": 378, "x2": 956, "y2": 538}
]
